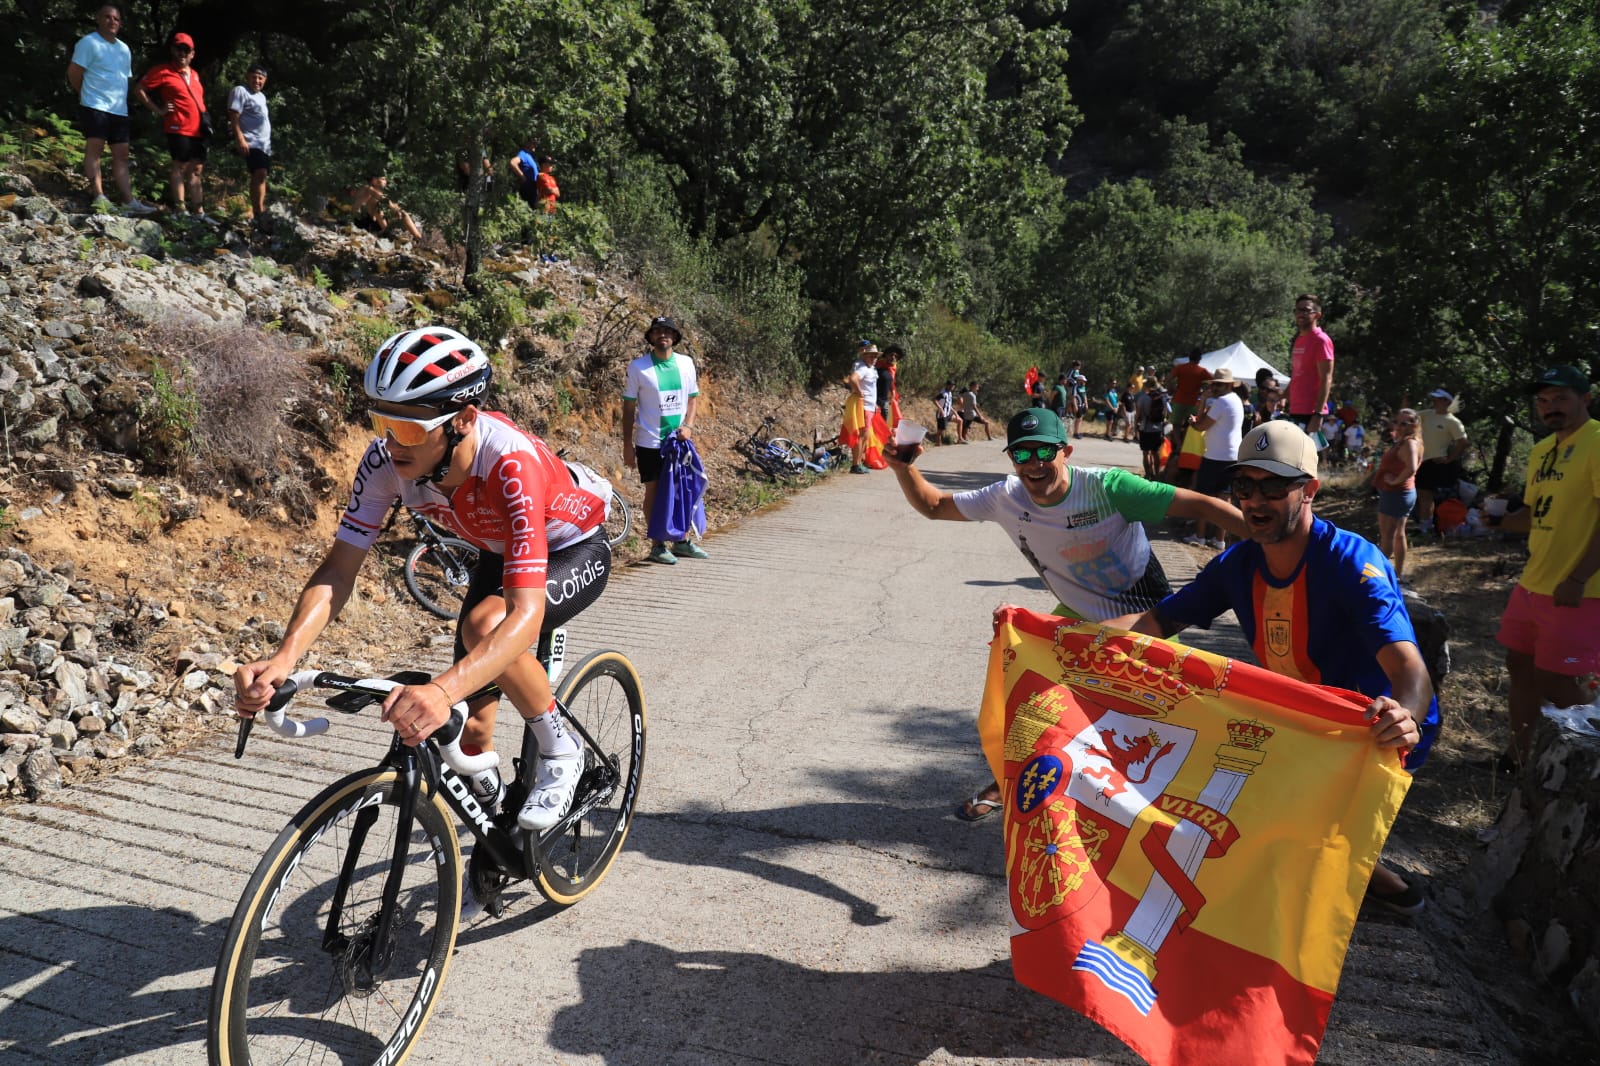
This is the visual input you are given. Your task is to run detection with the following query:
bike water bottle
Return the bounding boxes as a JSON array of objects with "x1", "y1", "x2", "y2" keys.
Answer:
[
  {"x1": 435, "y1": 713, "x2": 504, "y2": 813},
  {"x1": 468, "y1": 765, "x2": 504, "y2": 814}
]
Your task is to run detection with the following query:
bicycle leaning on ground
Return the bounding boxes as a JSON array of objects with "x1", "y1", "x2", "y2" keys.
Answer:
[
  {"x1": 207, "y1": 626, "x2": 646, "y2": 1066},
  {"x1": 733, "y1": 415, "x2": 817, "y2": 479}
]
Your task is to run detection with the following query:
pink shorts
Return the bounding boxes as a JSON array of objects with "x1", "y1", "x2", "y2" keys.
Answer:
[{"x1": 1496, "y1": 584, "x2": 1600, "y2": 675}]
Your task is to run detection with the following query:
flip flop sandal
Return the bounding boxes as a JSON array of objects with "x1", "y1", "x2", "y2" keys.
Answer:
[{"x1": 956, "y1": 794, "x2": 1002, "y2": 822}]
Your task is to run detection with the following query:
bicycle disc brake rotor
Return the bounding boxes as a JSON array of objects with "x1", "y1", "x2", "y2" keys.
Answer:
[
  {"x1": 338, "y1": 913, "x2": 390, "y2": 998},
  {"x1": 581, "y1": 753, "x2": 619, "y2": 807}
]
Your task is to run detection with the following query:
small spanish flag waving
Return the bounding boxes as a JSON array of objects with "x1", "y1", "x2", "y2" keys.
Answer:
[{"x1": 978, "y1": 608, "x2": 1411, "y2": 1066}]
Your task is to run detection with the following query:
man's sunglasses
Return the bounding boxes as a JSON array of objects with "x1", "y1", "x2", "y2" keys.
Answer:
[
  {"x1": 1230, "y1": 475, "x2": 1309, "y2": 501},
  {"x1": 370, "y1": 409, "x2": 454, "y2": 446},
  {"x1": 1007, "y1": 443, "x2": 1061, "y2": 464}
]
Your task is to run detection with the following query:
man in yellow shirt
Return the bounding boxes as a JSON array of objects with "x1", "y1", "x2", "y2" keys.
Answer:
[{"x1": 1491, "y1": 366, "x2": 1600, "y2": 766}]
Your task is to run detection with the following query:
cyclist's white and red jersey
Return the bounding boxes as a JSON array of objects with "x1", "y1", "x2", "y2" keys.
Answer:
[{"x1": 336, "y1": 412, "x2": 609, "y2": 589}]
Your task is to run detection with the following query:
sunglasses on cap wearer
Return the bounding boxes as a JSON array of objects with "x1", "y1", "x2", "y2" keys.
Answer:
[
  {"x1": 1007, "y1": 443, "x2": 1061, "y2": 465},
  {"x1": 1230, "y1": 474, "x2": 1310, "y2": 501},
  {"x1": 370, "y1": 409, "x2": 455, "y2": 446}
]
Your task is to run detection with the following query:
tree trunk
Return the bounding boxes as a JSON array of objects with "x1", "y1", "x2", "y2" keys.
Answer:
[
  {"x1": 1490, "y1": 416, "x2": 1514, "y2": 491},
  {"x1": 463, "y1": 136, "x2": 487, "y2": 291}
]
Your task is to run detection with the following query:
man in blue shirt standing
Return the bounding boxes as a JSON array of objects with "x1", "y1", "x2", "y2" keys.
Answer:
[
  {"x1": 66, "y1": 4, "x2": 154, "y2": 214},
  {"x1": 1113, "y1": 421, "x2": 1439, "y2": 916},
  {"x1": 509, "y1": 136, "x2": 540, "y2": 208}
]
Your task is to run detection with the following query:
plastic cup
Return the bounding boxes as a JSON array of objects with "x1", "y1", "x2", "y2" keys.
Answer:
[{"x1": 891, "y1": 420, "x2": 926, "y2": 461}]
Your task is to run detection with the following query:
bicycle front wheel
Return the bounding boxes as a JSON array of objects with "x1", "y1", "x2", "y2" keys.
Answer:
[
  {"x1": 209, "y1": 770, "x2": 462, "y2": 1066},
  {"x1": 535, "y1": 650, "x2": 646, "y2": 906},
  {"x1": 604, "y1": 490, "x2": 632, "y2": 548},
  {"x1": 405, "y1": 537, "x2": 480, "y2": 620}
]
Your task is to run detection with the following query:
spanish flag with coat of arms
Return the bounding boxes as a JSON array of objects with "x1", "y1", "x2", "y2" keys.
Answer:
[{"x1": 978, "y1": 608, "x2": 1412, "y2": 1066}]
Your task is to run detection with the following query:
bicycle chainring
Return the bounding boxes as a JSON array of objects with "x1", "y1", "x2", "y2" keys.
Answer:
[{"x1": 467, "y1": 846, "x2": 511, "y2": 919}]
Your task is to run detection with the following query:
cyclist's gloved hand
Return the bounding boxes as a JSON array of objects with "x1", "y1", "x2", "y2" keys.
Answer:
[
  {"x1": 234, "y1": 659, "x2": 291, "y2": 719},
  {"x1": 381, "y1": 681, "x2": 454, "y2": 747}
]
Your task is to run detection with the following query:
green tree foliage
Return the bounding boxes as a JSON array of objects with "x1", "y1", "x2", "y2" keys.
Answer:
[
  {"x1": 1058, "y1": 0, "x2": 1463, "y2": 187},
  {"x1": 1351, "y1": 3, "x2": 1600, "y2": 483},
  {"x1": 990, "y1": 130, "x2": 1320, "y2": 370},
  {"x1": 13, "y1": 0, "x2": 1593, "y2": 439},
  {"x1": 622, "y1": 0, "x2": 1078, "y2": 357}
]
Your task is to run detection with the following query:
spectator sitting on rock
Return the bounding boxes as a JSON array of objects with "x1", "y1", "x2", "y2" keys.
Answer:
[{"x1": 341, "y1": 175, "x2": 422, "y2": 240}]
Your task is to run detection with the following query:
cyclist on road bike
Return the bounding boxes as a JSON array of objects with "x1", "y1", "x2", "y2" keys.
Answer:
[{"x1": 233, "y1": 326, "x2": 613, "y2": 831}]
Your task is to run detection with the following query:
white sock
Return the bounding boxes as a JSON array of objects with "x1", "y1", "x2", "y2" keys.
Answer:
[{"x1": 527, "y1": 704, "x2": 579, "y2": 759}]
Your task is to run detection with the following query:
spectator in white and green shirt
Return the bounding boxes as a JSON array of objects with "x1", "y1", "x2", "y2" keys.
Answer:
[
  {"x1": 623, "y1": 315, "x2": 706, "y2": 564},
  {"x1": 886, "y1": 407, "x2": 1249, "y2": 821}
]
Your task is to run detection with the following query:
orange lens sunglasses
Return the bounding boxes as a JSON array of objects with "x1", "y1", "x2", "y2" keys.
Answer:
[{"x1": 370, "y1": 409, "x2": 454, "y2": 446}]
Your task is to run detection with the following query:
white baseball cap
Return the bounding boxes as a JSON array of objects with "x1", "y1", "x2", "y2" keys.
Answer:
[{"x1": 1233, "y1": 421, "x2": 1318, "y2": 479}]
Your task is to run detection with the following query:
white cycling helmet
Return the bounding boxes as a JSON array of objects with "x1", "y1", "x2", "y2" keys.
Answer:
[{"x1": 365, "y1": 326, "x2": 492, "y2": 410}]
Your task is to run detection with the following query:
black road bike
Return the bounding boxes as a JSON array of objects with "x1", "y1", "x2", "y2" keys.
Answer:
[
  {"x1": 207, "y1": 627, "x2": 645, "y2": 1065},
  {"x1": 387, "y1": 502, "x2": 481, "y2": 620}
]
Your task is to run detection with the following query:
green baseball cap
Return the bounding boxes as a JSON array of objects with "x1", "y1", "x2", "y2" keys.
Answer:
[
  {"x1": 1006, "y1": 408, "x2": 1068, "y2": 447},
  {"x1": 1528, "y1": 365, "x2": 1592, "y2": 394}
]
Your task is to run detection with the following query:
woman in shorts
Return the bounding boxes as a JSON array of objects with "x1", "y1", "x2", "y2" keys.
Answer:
[{"x1": 1374, "y1": 408, "x2": 1422, "y2": 580}]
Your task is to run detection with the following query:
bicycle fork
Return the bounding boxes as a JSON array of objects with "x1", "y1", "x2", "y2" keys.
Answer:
[{"x1": 318, "y1": 758, "x2": 423, "y2": 985}]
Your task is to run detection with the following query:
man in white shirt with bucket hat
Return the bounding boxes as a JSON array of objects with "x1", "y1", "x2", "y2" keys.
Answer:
[{"x1": 623, "y1": 315, "x2": 707, "y2": 565}]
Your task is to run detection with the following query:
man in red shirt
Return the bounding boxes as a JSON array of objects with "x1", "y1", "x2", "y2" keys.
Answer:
[
  {"x1": 1163, "y1": 348, "x2": 1212, "y2": 479},
  {"x1": 134, "y1": 32, "x2": 210, "y2": 219},
  {"x1": 1288, "y1": 294, "x2": 1335, "y2": 436},
  {"x1": 533, "y1": 156, "x2": 561, "y2": 261}
]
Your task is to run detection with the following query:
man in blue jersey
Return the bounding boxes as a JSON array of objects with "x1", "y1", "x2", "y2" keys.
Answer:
[
  {"x1": 888, "y1": 407, "x2": 1249, "y2": 820},
  {"x1": 1112, "y1": 420, "x2": 1439, "y2": 915}
]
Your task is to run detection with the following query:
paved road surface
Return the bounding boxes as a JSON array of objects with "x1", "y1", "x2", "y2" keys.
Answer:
[{"x1": 0, "y1": 435, "x2": 1517, "y2": 1063}]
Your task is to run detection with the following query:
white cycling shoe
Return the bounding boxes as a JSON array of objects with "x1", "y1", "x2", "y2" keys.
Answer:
[{"x1": 517, "y1": 744, "x2": 585, "y2": 832}]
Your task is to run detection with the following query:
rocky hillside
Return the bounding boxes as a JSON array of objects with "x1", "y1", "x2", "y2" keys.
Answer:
[{"x1": 0, "y1": 169, "x2": 845, "y2": 802}]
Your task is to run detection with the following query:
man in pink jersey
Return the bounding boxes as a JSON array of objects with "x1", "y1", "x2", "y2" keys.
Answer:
[
  {"x1": 1287, "y1": 294, "x2": 1335, "y2": 437},
  {"x1": 234, "y1": 326, "x2": 613, "y2": 832}
]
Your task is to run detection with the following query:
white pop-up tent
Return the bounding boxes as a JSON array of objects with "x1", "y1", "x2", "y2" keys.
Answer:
[{"x1": 1174, "y1": 340, "x2": 1287, "y2": 388}]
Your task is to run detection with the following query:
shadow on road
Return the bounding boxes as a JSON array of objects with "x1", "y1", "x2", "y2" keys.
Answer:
[
  {"x1": 550, "y1": 940, "x2": 1137, "y2": 1064},
  {"x1": 919, "y1": 469, "x2": 1005, "y2": 493},
  {"x1": 0, "y1": 904, "x2": 220, "y2": 1061}
]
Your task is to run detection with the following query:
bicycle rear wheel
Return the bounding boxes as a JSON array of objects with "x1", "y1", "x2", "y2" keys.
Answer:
[
  {"x1": 405, "y1": 537, "x2": 480, "y2": 620},
  {"x1": 767, "y1": 438, "x2": 812, "y2": 472},
  {"x1": 209, "y1": 771, "x2": 461, "y2": 1066},
  {"x1": 534, "y1": 650, "x2": 646, "y2": 906},
  {"x1": 604, "y1": 490, "x2": 632, "y2": 548}
]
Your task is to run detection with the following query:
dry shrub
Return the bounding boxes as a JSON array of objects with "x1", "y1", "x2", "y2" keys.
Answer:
[{"x1": 137, "y1": 318, "x2": 316, "y2": 494}]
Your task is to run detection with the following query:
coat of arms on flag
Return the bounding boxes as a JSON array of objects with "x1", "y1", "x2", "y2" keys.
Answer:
[{"x1": 977, "y1": 608, "x2": 1412, "y2": 1066}]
